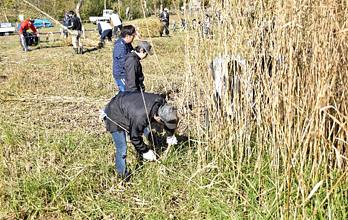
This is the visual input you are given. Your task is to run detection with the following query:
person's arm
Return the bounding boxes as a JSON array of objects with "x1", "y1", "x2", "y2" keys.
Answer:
[
  {"x1": 98, "y1": 23, "x2": 102, "y2": 35},
  {"x1": 164, "y1": 126, "x2": 175, "y2": 137},
  {"x1": 68, "y1": 18, "x2": 75, "y2": 29},
  {"x1": 129, "y1": 117, "x2": 149, "y2": 153},
  {"x1": 29, "y1": 23, "x2": 39, "y2": 35},
  {"x1": 124, "y1": 58, "x2": 138, "y2": 91},
  {"x1": 110, "y1": 18, "x2": 114, "y2": 27}
]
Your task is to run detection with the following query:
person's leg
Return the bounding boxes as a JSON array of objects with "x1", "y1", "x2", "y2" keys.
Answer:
[
  {"x1": 165, "y1": 24, "x2": 170, "y2": 36},
  {"x1": 100, "y1": 30, "x2": 106, "y2": 42},
  {"x1": 110, "y1": 130, "x2": 128, "y2": 175},
  {"x1": 143, "y1": 125, "x2": 158, "y2": 145},
  {"x1": 114, "y1": 26, "x2": 118, "y2": 39},
  {"x1": 106, "y1": 29, "x2": 112, "y2": 41},
  {"x1": 77, "y1": 31, "x2": 83, "y2": 54},
  {"x1": 115, "y1": 78, "x2": 125, "y2": 92},
  {"x1": 19, "y1": 30, "x2": 29, "y2": 51},
  {"x1": 71, "y1": 30, "x2": 78, "y2": 53},
  {"x1": 117, "y1": 25, "x2": 122, "y2": 37}
]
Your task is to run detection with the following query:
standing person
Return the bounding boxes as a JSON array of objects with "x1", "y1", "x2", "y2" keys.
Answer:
[
  {"x1": 18, "y1": 18, "x2": 39, "y2": 52},
  {"x1": 126, "y1": 7, "x2": 130, "y2": 20},
  {"x1": 67, "y1": 11, "x2": 83, "y2": 54},
  {"x1": 203, "y1": 14, "x2": 211, "y2": 35},
  {"x1": 124, "y1": 41, "x2": 153, "y2": 92},
  {"x1": 100, "y1": 92, "x2": 179, "y2": 181},
  {"x1": 110, "y1": 11, "x2": 122, "y2": 39},
  {"x1": 159, "y1": 8, "x2": 170, "y2": 37},
  {"x1": 97, "y1": 20, "x2": 112, "y2": 43},
  {"x1": 62, "y1": 12, "x2": 71, "y2": 38},
  {"x1": 113, "y1": 25, "x2": 136, "y2": 92}
]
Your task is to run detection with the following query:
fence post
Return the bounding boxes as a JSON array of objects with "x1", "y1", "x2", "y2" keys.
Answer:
[{"x1": 60, "y1": 27, "x2": 63, "y2": 38}]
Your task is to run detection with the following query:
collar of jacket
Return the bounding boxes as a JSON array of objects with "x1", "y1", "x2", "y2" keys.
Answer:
[{"x1": 128, "y1": 51, "x2": 141, "y2": 60}]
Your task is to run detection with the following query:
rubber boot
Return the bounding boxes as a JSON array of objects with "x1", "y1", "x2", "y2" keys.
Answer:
[
  {"x1": 74, "y1": 48, "x2": 78, "y2": 54},
  {"x1": 79, "y1": 47, "x2": 83, "y2": 55}
]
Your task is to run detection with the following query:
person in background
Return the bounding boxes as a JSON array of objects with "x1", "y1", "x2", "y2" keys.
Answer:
[
  {"x1": 18, "y1": 18, "x2": 39, "y2": 52},
  {"x1": 180, "y1": 18, "x2": 186, "y2": 32},
  {"x1": 113, "y1": 25, "x2": 135, "y2": 92},
  {"x1": 62, "y1": 12, "x2": 71, "y2": 38},
  {"x1": 203, "y1": 14, "x2": 211, "y2": 35},
  {"x1": 110, "y1": 11, "x2": 122, "y2": 39},
  {"x1": 126, "y1": 7, "x2": 130, "y2": 20},
  {"x1": 67, "y1": 10, "x2": 83, "y2": 54},
  {"x1": 97, "y1": 20, "x2": 112, "y2": 44},
  {"x1": 100, "y1": 92, "x2": 179, "y2": 181},
  {"x1": 124, "y1": 41, "x2": 153, "y2": 92},
  {"x1": 159, "y1": 8, "x2": 170, "y2": 37}
]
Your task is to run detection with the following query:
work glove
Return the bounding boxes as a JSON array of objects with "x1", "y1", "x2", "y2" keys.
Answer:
[
  {"x1": 143, "y1": 150, "x2": 157, "y2": 161},
  {"x1": 98, "y1": 109, "x2": 106, "y2": 121},
  {"x1": 166, "y1": 136, "x2": 178, "y2": 146},
  {"x1": 37, "y1": 33, "x2": 40, "y2": 38}
]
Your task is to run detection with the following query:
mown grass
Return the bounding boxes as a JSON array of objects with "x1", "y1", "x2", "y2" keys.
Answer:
[{"x1": 1, "y1": 1, "x2": 348, "y2": 219}]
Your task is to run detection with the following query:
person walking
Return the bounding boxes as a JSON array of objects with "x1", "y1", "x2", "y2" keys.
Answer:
[
  {"x1": 124, "y1": 41, "x2": 153, "y2": 92},
  {"x1": 18, "y1": 18, "x2": 39, "y2": 52},
  {"x1": 67, "y1": 11, "x2": 83, "y2": 54},
  {"x1": 97, "y1": 20, "x2": 112, "y2": 43},
  {"x1": 159, "y1": 8, "x2": 170, "y2": 37},
  {"x1": 113, "y1": 25, "x2": 135, "y2": 92},
  {"x1": 100, "y1": 92, "x2": 179, "y2": 181},
  {"x1": 110, "y1": 11, "x2": 122, "y2": 39}
]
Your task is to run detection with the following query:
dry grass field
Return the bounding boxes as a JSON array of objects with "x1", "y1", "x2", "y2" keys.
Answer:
[{"x1": 1, "y1": 1, "x2": 348, "y2": 219}]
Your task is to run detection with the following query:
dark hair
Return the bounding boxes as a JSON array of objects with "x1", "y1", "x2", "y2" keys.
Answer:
[
  {"x1": 69, "y1": 11, "x2": 75, "y2": 15},
  {"x1": 120, "y1": 25, "x2": 135, "y2": 38},
  {"x1": 134, "y1": 46, "x2": 145, "y2": 53}
]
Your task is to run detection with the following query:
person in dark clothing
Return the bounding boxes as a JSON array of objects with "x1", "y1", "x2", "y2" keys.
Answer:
[
  {"x1": 101, "y1": 92, "x2": 179, "y2": 180},
  {"x1": 124, "y1": 41, "x2": 153, "y2": 92},
  {"x1": 159, "y1": 8, "x2": 170, "y2": 37},
  {"x1": 113, "y1": 25, "x2": 136, "y2": 92},
  {"x1": 67, "y1": 11, "x2": 83, "y2": 54},
  {"x1": 62, "y1": 12, "x2": 71, "y2": 38}
]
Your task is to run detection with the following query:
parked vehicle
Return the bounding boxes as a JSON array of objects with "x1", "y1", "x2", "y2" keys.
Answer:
[
  {"x1": 89, "y1": 9, "x2": 114, "y2": 24},
  {"x1": 0, "y1": 22, "x2": 15, "y2": 35}
]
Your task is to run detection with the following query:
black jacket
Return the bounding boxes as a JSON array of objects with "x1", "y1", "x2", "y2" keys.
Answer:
[
  {"x1": 105, "y1": 92, "x2": 174, "y2": 153},
  {"x1": 159, "y1": 12, "x2": 169, "y2": 26},
  {"x1": 69, "y1": 15, "x2": 82, "y2": 31},
  {"x1": 124, "y1": 52, "x2": 145, "y2": 92}
]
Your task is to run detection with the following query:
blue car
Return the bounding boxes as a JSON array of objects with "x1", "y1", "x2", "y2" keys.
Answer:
[{"x1": 33, "y1": 19, "x2": 53, "y2": 28}]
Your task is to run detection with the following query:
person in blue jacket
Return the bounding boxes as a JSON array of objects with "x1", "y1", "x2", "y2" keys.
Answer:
[
  {"x1": 62, "y1": 12, "x2": 71, "y2": 38},
  {"x1": 112, "y1": 25, "x2": 135, "y2": 92}
]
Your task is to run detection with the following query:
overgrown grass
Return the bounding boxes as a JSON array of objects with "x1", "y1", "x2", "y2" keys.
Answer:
[{"x1": 1, "y1": 1, "x2": 348, "y2": 219}]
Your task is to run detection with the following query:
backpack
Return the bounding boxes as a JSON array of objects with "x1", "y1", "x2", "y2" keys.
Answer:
[{"x1": 25, "y1": 32, "x2": 39, "y2": 46}]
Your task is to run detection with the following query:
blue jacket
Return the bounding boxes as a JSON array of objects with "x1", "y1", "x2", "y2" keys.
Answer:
[
  {"x1": 63, "y1": 17, "x2": 71, "y2": 27},
  {"x1": 113, "y1": 37, "x2": 134, "y2": 79}
]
